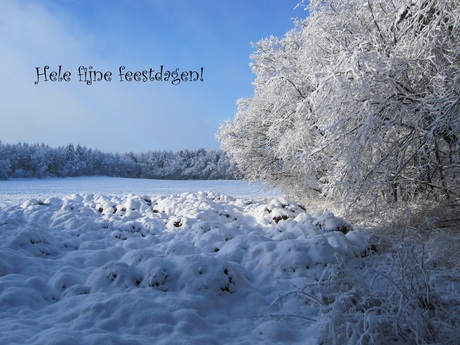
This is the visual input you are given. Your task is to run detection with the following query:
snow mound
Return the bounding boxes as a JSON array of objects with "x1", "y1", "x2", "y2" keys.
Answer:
[{"x1": 0, "y1": 192, "x2": 370, "y2": 344}]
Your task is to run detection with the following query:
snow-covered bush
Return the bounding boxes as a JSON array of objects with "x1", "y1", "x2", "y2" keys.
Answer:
[
  {"x1": 276, "y1": 225, "x2": 460, "y2": 345},
  {"x1": 218, "y1": 0, "x2": 460, "y2": 213}
]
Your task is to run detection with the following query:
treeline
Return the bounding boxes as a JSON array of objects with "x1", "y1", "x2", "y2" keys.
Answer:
[{"x1": 0, "y1": 142, "x2": 237, "y2": 180}]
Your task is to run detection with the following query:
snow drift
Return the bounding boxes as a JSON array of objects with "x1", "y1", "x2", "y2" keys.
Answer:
[{"x1": 0, "y1": 191, "x2": 370, "y2": 344}]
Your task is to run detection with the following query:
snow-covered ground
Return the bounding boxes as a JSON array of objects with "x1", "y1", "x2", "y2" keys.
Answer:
[
  {"x1": 0, "y1": 177, "x2": 458, "y2": 344},
  {"x1": 0, "y1": 177, "x2": 278, "y2": 207}
]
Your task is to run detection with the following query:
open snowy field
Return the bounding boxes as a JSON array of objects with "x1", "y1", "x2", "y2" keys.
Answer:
[
  {"x1": 0, "y1": 177, "x2": 278, "y2": 208},
  {"x1": 0, "y1": 177, "x2": 458, "y2": 344}
]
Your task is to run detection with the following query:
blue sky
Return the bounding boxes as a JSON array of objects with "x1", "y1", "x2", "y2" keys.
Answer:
[{"x1": 0, "y1": 0, "x2": 305, "y2": 153}]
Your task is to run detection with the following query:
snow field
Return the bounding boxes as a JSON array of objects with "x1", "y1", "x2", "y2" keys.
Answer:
[
  {"x1": 0, "y1": 177, "x2": 277, "y2": 207},
  {"x1": 0, "y1": 191, "x2": 370, "y2": 344}
]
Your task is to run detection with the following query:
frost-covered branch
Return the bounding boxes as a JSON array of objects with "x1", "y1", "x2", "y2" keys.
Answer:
[{"x1": 218, "y1": 0, "x2": 460, "y2": 212}]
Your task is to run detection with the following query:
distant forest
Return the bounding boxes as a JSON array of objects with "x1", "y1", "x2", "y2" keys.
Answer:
[{"x1": 0, "y1": 142, "x2": 237, "y2": 180}]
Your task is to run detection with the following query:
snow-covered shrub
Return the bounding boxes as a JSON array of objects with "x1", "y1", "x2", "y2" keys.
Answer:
[
  {"x1": 314, "y1": 234, "x2": 460, "y2": 344},
  {"x1": 218, "y1": 0, "x2": 460, "y2": 214}
]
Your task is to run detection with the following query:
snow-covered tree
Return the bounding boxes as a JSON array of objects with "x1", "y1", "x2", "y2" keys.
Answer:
[
  {"x1": 218, "y1": 0, "x2": 460, "y2": 210},
  {"x1": 0, "y1": 140, "x2": 237, "y2": 180},
  {"x1": 0, "y1": 159, "x2": 10, "y2": 180},
  {"x1": 0, "y1": 141, "x2": 11, "y2": 179}
]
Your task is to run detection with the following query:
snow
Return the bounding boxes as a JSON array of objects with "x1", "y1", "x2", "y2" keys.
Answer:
[
  {"x1": 0, "y1": 177, "x2": 278, "y2": 207},
  {"x1": 0, "y1": 177, "x2": 457, "y2": 344}
]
